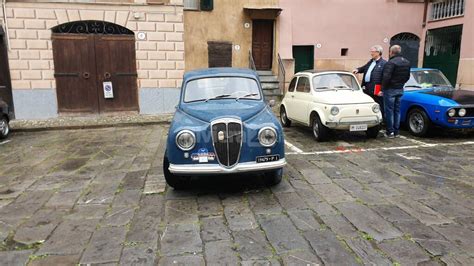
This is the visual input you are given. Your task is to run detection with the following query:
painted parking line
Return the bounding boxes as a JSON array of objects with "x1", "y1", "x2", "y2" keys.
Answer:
[
  {"x1": 286, "y1": 141, "x2": 474, "y2": 155},
  {"x1": 380, "y1": 129, "x2": 430, "y2": 146},
  {"x1": 285, "y1": 140, "x2": 304, "y2": 154},
  {"x1": 0, "y1": 140, "x2": 11, "y2": 145}
]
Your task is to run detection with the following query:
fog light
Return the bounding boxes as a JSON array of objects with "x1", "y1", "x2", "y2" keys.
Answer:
[
  {"x1": 266, "y1": 148, "x2": 271, "y2": 154},
  {"x1": 458, "y1": 108, "x2": 466, "y2": 117}
]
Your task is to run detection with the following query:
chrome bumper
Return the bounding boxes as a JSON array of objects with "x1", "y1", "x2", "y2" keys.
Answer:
[
  {"x1": 169, "y1": 158, "x2": 286, "y2": 175},
  {"x1": 326, "y1": 118, "x2": 381, "y2": 127}
]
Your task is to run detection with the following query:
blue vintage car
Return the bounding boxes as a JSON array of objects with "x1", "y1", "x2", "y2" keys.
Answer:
[
  {"x1": 401, "y1": 68, "x2": 474, "y2": 136},
  {"x1": 163, "y1": 68, "x2": 286, "y2": 189}
]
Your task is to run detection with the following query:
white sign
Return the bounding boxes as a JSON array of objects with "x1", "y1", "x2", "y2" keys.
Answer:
[
  {"x1": 137, "y1": 32, "x2": 146, "y2": 40},
  {"x1": 103, "y1": 81, "x2": 114, "y2": 99},
  {"x1": 234, "y1": 44, "x2": 241, "y2": 51},
  {"x1": 244, "y1": 22, "x2": 251, "y2": 29},
  {"x1": 316, "y1": 43, "x2": 322, "y2": 49}
]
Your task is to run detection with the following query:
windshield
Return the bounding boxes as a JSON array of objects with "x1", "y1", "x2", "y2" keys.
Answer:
[
  {"x1": 312, "y1": 73, "x2": 360, "y2": 91},
  {"x1": 184, "y1": 77, "x2": 261, "y2": 103},
  {"x1": 405, "y1": 70, "x2": 453, "y2": 91}
]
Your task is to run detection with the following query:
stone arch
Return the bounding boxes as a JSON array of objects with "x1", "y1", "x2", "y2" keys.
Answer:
[{"x1": 390, "y1": 32, "x2": 420, "y2": 67}]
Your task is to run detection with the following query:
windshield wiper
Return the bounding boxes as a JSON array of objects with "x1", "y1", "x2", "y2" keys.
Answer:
[
  {"x1": 334, "y1": 85, "x2": 352, "y2": 90},
  {"x1": 236, "y1": 93, "x2": 259, "y2": 100},
  {"x1": 205, "y1": 94, "x2": 232, "y2": 102},
  {"x1": 316, "y1": 86, "x2": 331, "y2": 90},
  {"x1": 405, "y1": 85, "x2": 422, "y2": 88}
]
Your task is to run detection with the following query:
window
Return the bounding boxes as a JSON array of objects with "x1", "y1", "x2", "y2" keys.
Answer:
[
  {"x1": 184, "y1": 77, "x2": 261, "y2": 103},
  {"x1": 296, "y1": 77, "x2": 310, "y2": 93},
  {"x1": 184, "y1": 0, "x2": 213, "y2": 11},
  {"x1": 430, "y1": 0, "x2": 465, "y2": 21},
  {"x1": 312, "y1": 74, "x2": 360, "y2": 90},
  {"x1": 341, "y1": 48, "x2": 348, "y2": 56},
  {"x1": 288, "y1": 77, "x2": 298, "y2": 92}
]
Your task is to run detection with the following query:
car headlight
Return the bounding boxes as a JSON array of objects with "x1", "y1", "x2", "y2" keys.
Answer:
[
  {"x1": 458, "y1": 108, "x2": 466, "y2": 117},
  {"x1": 258, "y1": 127, "x2": 277, "y2": 147},
  {"x1": 176, "y1": 130, "x2": 195, "y2": 151},
  {"x1": 448, "y1": 109, "x2": 456, "y2": 117},
  {"x1": 372, "y1": 104, "x2": 380, "y2": 113},
  {"x1": 330, "y1": 106, "x2": 340, "y2": 116}
]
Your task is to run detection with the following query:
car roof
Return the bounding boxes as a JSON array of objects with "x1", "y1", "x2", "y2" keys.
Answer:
[
  {"x1": 183, "y1": 68, "x2": 259, "y2": 82},
  {"x1": 295, "y1": 70, "x2": 353, "y2": 76}
]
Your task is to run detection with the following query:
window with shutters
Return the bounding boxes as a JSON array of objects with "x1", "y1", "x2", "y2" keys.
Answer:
[{"x1": 184, "y1": 0, "x2": 213, "y2": 11}]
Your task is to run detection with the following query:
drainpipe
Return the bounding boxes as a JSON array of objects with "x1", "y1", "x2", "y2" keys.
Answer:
[
  {"x1": 422, "y1": 0, "x2": 429, "y2": 28},
  {"x1": 1, "y1": 0, "x2": 10, "y2": 50}
]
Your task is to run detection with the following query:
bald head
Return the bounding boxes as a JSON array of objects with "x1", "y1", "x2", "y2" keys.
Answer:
[{"x1": 390, "y1": 45, "x2": 402, "y2": 57}]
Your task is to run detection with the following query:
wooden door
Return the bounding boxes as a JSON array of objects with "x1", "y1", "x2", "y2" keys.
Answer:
[
  {"x1": 52, "y1": 34, "x2": 99, "y2": 113},
  {"x1": 252, "y1": 20, "x2": 274, "y2": 70},
  {"x1": 95, "y1": 35, "x2": 138, "y2": 112},
  {"x1": 293, "y1": 46, "x2": 314, "y2": 73},
  {"x1": 0, "y1": 30, "x2": 14, "y2": 114}
]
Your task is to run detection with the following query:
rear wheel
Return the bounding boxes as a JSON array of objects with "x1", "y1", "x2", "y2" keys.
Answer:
[
  {"x1": 264, "y1": 168, "x2": 283, "y2": 186},
  {"x1": 407, "y1": 108, "x2": 431, "y2": 137},
  {"x1": 311, "y1": 115, "x2": 329, "y2": 142},
  {"x1": 280, "y1": 106, "x2": 291, "y2": 127},
  {"x1": 0, "y1": 117, "x2": 10, "y2": 139},
  {"x1": 163, "y1": 154, "x2": 190, "y2": 190},
  {"x1": 366, "y1": 125, "x2": 380, "y2": 139}
]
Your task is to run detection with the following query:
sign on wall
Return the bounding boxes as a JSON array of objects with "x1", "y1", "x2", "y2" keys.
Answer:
[{"x1": 103, "y1": 81, "x2": 114, "y2": 99}]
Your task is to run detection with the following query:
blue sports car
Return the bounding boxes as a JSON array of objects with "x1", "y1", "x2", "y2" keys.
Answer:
[
  {"x1": 401, "y1": 68, "x2": 474, "y2": 136},
  {"x1": 163, "y1": 68, "x2": 286, "y2": 189}
]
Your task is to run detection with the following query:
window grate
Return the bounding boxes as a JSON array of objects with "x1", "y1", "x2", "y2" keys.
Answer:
[
  {"x1": 430, "y1": 0, "x2": 465, "y2": 21},
  {"x1": 184, "y1": 0, "x2": 199, "y2": 10}
]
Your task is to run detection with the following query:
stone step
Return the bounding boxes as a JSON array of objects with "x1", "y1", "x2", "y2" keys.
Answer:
[
  {"x1": 257, "y1": 70, "x2": 273, "y2": 76},
  {"x1": 259, "y1": 76, "x2": 279, "y2": 83},
  {"x1": 261, "y1": 82, "x2": 280, "y2": 90}
]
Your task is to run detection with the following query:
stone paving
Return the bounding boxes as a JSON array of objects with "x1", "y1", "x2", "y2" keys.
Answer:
[{"x1": 0, "y1": 125, "x2": 473, "y2": 265}]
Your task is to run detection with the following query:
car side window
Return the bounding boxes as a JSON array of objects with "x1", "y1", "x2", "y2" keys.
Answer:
[
  {"x1": 288, "y1": 77, "x2": 297, "y2": 92},
  {"x1": 296, "y1": 77, "x2": 310, "y2": 93}
]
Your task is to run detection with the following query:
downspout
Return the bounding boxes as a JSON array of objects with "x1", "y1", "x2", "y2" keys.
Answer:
[
  {"x1": 1, "y1": 0, "x2": 10, "y2": 50},
  {"x1": 422, "y1": 0, "x2": 429, "y2": 28}
]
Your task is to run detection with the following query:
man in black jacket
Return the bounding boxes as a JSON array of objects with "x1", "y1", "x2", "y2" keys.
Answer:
[
  {"x1": 353, "y1": 45, "x2": 387, "y2": 100},
  {"x1": 382, "y1": 45, "x2": 411, "y2": 138}
]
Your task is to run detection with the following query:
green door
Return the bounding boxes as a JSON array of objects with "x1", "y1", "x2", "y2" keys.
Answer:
[
  {"x1": 293, "y1": 46, "x2": 314, "y2": 73},
  {"x1": 423, "y1": 25, "x2": 462, "y2": 86}
]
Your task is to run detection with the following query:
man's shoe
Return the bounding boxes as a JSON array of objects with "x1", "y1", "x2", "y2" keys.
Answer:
[{"x1": 385, "y1": 132, "x2": 395, "y2": 139}]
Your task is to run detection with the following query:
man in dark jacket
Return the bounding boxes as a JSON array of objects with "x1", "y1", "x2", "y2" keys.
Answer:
[
  {"x1": 353, "y1": 45, "x2": 387, "y2": 108},
  {"x1": 382, "y1": 45, "x2": 411, "y2": 138}
]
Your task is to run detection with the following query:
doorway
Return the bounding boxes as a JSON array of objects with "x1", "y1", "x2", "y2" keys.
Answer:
[
  {"x1": 0, "y1": 27, "x2": 14, "y2": 116},
  {"x1": 423, "y1": 25, "x2": 463, "y2": 86},
  {"x1": 51, "y1": 21, "x2": 138, "y2": 114},
  {"x1": 293, "y1": 46, "x2": 314, "y2": 73},
  {"x1": 252, "y1": 20, "x2": 274, "y2": 70},
  {"x1": 390, "y1": 32, "x2": 420, "y2": 68}
]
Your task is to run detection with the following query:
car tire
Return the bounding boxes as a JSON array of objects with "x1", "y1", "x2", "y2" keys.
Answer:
[
  {"x1": 163, "y1": 154, "x2": 190, "y2": 190},
  {"x1": 407, "y1": 108, "x2": 431, "y2": 137},
  {"x1": 264, "y1": 168, "x2": 283, "y2": 186},
  {"x1": 311, "y1": 115, "x2": 329, "y2": 142},
  {"x1": 366, "y1": 125, "x2": 380, "y2": 139},
  {"x1": 0, "y1": 116, "x2": 10, "y2": 140},
  {"x1": 280, "y1": 106, "x2": 291, "y2": 127}
]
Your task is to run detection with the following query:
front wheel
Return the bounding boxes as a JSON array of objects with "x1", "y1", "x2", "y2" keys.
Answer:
[
  {"x1": 366, "y1": 125, "x2": 380, "y2": 139},
  {"x1": 163, "y1": 155, "x2": 190, "y2": 190},
  {"x1": 0, "y1": 117, "x2": 10, "y2": 139},
  {"x1": 312, "y1": 115, "x2": 329, "y2": 142},
  {"x1": 280, "y1": 106, "x2": 291, "y2": 127},
  {"x1": 407, "y1": 108, "x2": 431, "y2": 137},
  {"x1": 264, "y1": 168, "x2": 283, "y2": 186}
]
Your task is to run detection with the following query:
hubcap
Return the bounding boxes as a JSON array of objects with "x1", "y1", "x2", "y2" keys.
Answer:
[
  {"x1": 409, "y1": 113, "x2": 424, "y2": 133},
  {"x1": 280, "y1": 110, "x2": 287, "y2": 124},
  {"x1": 313, "y1": 121, "x2": 319, "y2": 138},
  {"x1": 0, "y1": 120, "x2": 8, "y2": 136}
]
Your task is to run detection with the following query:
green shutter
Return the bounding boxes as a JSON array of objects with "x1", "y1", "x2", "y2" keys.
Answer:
[{"x1": 201, "y1": 0, "x2": 213, "y2": 11}]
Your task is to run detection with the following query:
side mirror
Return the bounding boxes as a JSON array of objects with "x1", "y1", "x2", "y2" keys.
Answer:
[{"x1": 268, "y1": 99, "x2": 275, "y2": 107}]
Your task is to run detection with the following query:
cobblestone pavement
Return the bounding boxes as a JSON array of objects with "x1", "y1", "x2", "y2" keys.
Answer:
[{"x1": 0, "y1": 125, "x2": 473, "y2": 265}]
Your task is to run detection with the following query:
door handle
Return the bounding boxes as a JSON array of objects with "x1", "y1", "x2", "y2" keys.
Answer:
[
  {"x1": 82, "y1": 72, "x2": 90, "y2": 79},
  {"x1": 104, "y1": 72, "x2": 111, "y2": 79}
]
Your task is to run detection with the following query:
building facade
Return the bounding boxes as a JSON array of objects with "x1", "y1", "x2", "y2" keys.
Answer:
[{"x1": 0, "y1": 0, "x2": 184, "y2": 119}]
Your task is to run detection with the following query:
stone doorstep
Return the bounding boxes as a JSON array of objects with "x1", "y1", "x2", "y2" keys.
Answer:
[{"x1": 10, "y1": 114, "x2": 173, "y2": 132}]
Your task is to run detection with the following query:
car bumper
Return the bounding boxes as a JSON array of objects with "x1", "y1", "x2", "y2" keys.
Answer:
[
  {"x1": 169, "y1": 158, "x2": 286, "y2": 175},
  {"x1": 325, "y1": 118, "x2": 381, "y2": 129},
  {"x1": 440, "y1": 117, "x2": 474, "y2": 128}
]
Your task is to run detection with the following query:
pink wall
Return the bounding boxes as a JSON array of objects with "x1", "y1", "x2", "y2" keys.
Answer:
[{"x1": 279, "y1": 0, "x2": 426, "y2": 60}]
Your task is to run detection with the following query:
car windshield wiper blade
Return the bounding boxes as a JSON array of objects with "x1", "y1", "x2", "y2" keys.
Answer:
[
  {"x1": 405, "y1": 85, "x2": 422, "y2": 88},
  {"x1": 316, "y1": 86, "x2": 332, "y2": 90},
  {"x1": 236, "y1": 93, "x2": 259, "y2": 100},
  {"x1": 205, "y1": 94, "x2": 232, "y2": 102}
]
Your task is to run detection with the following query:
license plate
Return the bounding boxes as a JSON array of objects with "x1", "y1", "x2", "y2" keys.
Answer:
[
  {"x1": 256, "y1": 155, "x2": 280, "y2": 163},
  {"x1": 350, "y1": 124, "x2": 368, "y2": 131}
]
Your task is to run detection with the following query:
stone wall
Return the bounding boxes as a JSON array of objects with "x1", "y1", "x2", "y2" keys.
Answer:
[{"x1": 1, "y1": 0, "x2": 184, "y2": 118}]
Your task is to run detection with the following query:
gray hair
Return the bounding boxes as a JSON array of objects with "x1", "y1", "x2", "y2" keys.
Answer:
[
  {"x1": 390, "y1": 45, "x2": 402, "y2": 55},
  {"x1": 371, "y1": 45, "x2": 383, "y2": 55}
]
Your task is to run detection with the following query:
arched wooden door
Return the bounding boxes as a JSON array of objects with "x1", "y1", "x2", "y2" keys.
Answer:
[
  {"x1": 390, "y1": 32, "x2": 420, "y2": 68},
  {"x1": 52, "y1": 21, "x2": 138, "y2": 114}
]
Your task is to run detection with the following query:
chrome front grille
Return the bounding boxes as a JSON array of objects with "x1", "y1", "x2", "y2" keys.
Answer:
[{"x1": 211, "y1": 118, "x2": 242, "y2": 167}]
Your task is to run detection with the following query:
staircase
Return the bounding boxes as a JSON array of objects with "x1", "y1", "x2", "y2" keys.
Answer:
[{"x1": 257, "y1": 70, "x2": 283, "y2": 102}]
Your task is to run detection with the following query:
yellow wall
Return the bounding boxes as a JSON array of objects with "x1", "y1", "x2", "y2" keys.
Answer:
[{"x1": 184, "y1": 0, "x2": 279, "y2": 72}]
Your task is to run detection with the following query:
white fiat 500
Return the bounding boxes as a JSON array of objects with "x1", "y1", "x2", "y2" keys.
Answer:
[{"x1": 280, "y1": 70, "x2": 382, "y2": 141}]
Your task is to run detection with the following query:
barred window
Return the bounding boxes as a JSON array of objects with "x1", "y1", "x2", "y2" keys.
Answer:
[{"x1": 430, "y1": 0, "x2": 465, "y2": 21}]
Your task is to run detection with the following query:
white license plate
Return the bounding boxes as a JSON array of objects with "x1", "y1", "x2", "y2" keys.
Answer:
[{"x1": 350, "y1": 124, "x2": 368, "y2": 131}]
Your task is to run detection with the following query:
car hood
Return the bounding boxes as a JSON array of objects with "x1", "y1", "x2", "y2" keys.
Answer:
[
  {"x1": 180, "y1": 100, "x2": 267, "y2": 122},
  {"x1": 314, "y1": 90, "x2": 374, "y2": 105},
  {"x1": 420, "y1": 89, "x2": 474, "y2": 106}
]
